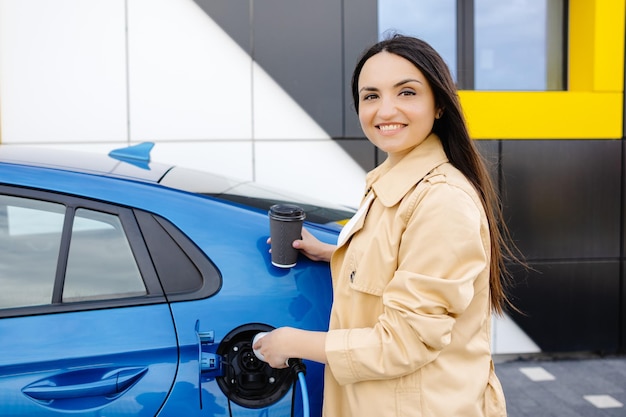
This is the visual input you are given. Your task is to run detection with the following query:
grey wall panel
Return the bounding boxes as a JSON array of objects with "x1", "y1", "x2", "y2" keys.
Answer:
[
  {"x1": 474, "y1": 139, "x2": 500, "y2": 191},
  {"x1": 193, "y1": 0, "x2": 251, "y2": 54},
  {"x1": 376, "y1": 147, "x2": 386, "y2": 167},
  {"x1": 335, "y1": 138, "x2": 377, "y2": 172},
  {"x1": 253, "y1": 0, "x2": 344, "y2": 137},
  {"x1": 622, "y1": 260, "x2": 626, "y2": 350},
  {"x1": 508, "y1": 260, "x2": 620, "y2": 352},
  {"x1": 622, "y1": 141, "x2": 626, "y2": 259},
  {"x1": 622, "y1": 144, "x2": 626, "y2": 351},
  {"x1": 343, "y1": 0, "x2": 379, "y2": 138},
  {"x1": 501, "y1": 140, "x2": 621, "y2": 260}
]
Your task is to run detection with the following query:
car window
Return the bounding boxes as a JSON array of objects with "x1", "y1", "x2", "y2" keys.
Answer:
[
  {"x1": 0, "y1": 195, "x2": 64, "y2": 308},
  {"x1": 0, "y1": 195, "x2": 147, "y2": 310},
  {"x1": 63, "y1": 208, "x2": 146, "y2": 302},
  {"x1": 134, "y1": 210, "x2": 222, "y2": 302}
]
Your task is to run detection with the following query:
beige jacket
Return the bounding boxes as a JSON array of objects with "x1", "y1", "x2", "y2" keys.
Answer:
[{"x1": 323, "y1": 134, "x2": 506, "y2": 417}]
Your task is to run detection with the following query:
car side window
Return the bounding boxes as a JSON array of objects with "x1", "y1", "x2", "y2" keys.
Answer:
[
  {"x1": 63, "y1": 208, "x2": 147, "y2": 302},
  {"x1": 0, "y1": 184, "x2": 221, "y2": 317},
  {"x1": 0, "y1": 195, "x2": 65, "y2": 308},
  {"x1": 0, "y1": 194, "x2": 148, "y2": 311}
]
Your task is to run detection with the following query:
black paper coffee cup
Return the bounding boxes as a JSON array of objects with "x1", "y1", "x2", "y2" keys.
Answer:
[{"x1": 269, "y1": 204, "x2": 306, "y2": 268}]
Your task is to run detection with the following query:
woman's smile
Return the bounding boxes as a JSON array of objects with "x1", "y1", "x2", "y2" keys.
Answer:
[{"x1": 377, "y1": 123, "x2": 406, "y2": 133}]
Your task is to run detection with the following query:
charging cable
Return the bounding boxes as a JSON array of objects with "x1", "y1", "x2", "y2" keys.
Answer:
[{"x1": 253, "y1": 332, "x2": 310, "y2": 417}]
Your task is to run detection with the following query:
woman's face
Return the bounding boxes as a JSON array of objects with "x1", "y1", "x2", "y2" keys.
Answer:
[{"x1": 357, "y1": 51, "x2": 439, "y2": 160}]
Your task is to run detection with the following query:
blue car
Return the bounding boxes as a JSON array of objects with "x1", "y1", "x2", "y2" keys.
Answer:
[{"x1": 0, "y1": 143, "x2": 352, "y2": 417}]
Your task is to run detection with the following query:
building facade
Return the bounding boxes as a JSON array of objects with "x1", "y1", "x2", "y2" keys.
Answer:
[{"x1": 0, "y1": 0, "x2": 624, "y2": 354}]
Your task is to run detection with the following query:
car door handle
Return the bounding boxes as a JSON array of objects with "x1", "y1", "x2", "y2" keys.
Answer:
[{"x1": 22, "y1": 367, "x2": 148, "y2": 401}]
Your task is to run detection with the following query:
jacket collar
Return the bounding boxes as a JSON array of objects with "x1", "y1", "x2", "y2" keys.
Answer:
[{"x1": 367, "y1": 133, "x2": 449, "y2": 207}]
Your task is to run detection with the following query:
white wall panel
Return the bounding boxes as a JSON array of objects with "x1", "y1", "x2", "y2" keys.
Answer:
[
  {"x1": 0, "y1": 0, "x2": 128, "y2": 143},
  {"x1": 1, "y1": 143, "x2": 124, "y2": 155},
  {"x1": 255, "y1": 141, "x2": 365, "y2": 208},
  {"x1": 127, "y1": 0, "x2": 252, "y2": 141},
  {"x1": 0, "y1": 140, "x2": 254, "y2": 182},
  {"x1": 491, "y1": 314, "x2": 541, "y2": 355},
  {"x1": 149, "y1": 141, "x2": 253, "y2": 180}
]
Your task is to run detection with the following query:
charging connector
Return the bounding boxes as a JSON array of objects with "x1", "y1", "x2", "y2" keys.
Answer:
[
  {"x1": 286, "y1": 358, "x2": 306, "y2": 375},
  {"x1": 252, "y1": 332, "x2": 270, "y2": 363},
  {"x1": 252, "y1": 332, "x2": 310, "y2": 417}
]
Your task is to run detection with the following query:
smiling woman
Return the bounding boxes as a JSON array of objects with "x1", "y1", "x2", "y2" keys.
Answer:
[{"x1": 251, "y1": 35, "x2": 521, "y2": 417}]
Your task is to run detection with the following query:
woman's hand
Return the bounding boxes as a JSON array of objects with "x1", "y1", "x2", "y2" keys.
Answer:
[
  {"x1": 252, "y1": 327, "x2": 328, "y2": 368},
  {"x1": 252, "y1": 328, "x2": 291, "y2": 369},
  {"x1": 293, "y1": 228, "x2": 336, "y2": 262},
  {"x1": 267, "y1": 227, "x2": 336, "y2": 263}
]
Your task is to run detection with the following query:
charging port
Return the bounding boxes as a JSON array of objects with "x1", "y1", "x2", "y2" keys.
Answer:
[{"x1": 216, "y1": 323, "x2": 294, "y2": 409}]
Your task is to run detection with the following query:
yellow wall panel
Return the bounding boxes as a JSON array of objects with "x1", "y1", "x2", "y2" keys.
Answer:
[
  {"x1": 460, "y1": 91, "x2": 622, "y2": 139},
  {"x1": 594, "y1": 0, "x2": 625, "y2": 91},
  {"x1": 569, "y1": 0, "x2": 596, "y2": 91}
]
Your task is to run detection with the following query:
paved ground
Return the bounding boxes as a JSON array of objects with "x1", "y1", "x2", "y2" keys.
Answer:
[{"x1": 494, "y1": 353, "x2": 626, "y2": 417}]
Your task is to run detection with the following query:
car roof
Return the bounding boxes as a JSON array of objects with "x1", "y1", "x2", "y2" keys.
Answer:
[
  {"x1": 0, "y1": 143, "x2": 172, "y2": 183},
  {"x1": 0, "y1": 143, "x2": 256, "y2": 198},
  {"x1": 0, "y1": 142, "x2": 355, "y2": 226}
]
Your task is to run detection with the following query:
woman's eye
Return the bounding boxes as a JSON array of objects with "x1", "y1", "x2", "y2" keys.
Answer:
[
  {"x1": 362, "y1": 93, "x2": 378, "y2": 101},
  {"x1": 399, "y1": 90, "x2": 416, "y2": 96}
]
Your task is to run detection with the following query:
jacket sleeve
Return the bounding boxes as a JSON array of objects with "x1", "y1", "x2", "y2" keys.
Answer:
[{"x1": 325, "y1": 178, "x2": 489, "y2": 385}]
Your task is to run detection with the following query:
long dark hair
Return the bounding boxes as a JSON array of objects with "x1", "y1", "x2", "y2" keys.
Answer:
[{"x1": 351, "y1": 35, "x2": 521, "y2": 315}]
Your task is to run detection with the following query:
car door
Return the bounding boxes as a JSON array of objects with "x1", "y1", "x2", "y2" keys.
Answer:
[{"x1": 0, "y1": 187, "x2": 179, "y2": 416}]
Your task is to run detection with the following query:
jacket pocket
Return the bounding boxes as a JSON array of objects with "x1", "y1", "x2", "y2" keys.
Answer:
[{"x1": 346, "y1": 249, "x2": 386, "y2": 297}]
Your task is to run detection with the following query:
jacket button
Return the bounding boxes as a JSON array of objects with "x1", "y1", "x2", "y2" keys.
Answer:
[{"x1": 349, "y1": 271, "x2": 355, "y2": 283}]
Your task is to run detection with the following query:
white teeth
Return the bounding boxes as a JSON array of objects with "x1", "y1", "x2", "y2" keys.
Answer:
[{"x1": 378, "y1": 124, "x2": 403, "y2": 131}]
